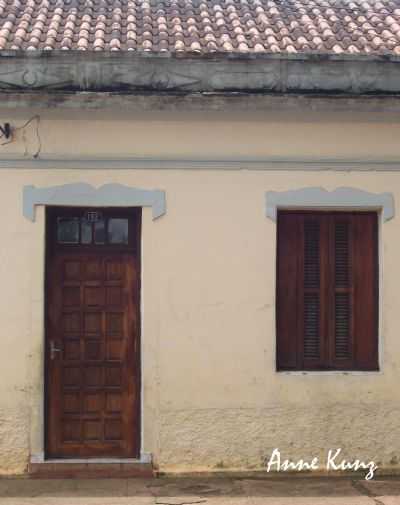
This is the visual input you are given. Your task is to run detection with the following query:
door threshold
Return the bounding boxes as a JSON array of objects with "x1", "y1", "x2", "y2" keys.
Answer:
[
  {"x1": 29, "y1": 453, "x2": 153, "y2": 478},
  {"x1": 44, "y1": 457, "x2": 151, "y2": 464},
  {"x1": 31, "y1": 452, "x2": 152, "y2": 464}
]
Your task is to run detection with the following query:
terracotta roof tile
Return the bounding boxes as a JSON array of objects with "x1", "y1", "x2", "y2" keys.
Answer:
[{"x1": 0, "y1": 0, "x2": 399, "y2": 54}]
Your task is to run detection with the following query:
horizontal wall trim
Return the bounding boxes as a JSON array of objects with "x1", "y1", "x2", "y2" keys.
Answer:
[
  {"x1": 1, "y1": 157, "x2": 400, "y2": 171},
  {"x1": 2, "y1": 92, "x2": 400, "y2": 117},
  {"x1": 3, "y1": 92, "x2": 400, "y2": 117}
]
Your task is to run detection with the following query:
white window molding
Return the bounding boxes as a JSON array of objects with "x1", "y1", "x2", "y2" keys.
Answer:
[
  {"x1": 23, "y1": 183, "x2": 166, "y2": 221},
  {"x1": 265, "y1": 187, "x2": 394, "y2": 222}
]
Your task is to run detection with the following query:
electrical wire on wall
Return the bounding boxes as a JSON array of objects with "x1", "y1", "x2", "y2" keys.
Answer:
[{"x1": 0, "y1": 115, "x2": 42, "y2": 158}]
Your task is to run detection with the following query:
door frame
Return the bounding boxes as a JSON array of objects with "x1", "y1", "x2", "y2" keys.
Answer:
[{"x1": 44, "y1": 206, "x2": 142, "y2": 459}]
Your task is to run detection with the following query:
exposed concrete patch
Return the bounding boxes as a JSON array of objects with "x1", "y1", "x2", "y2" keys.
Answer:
[{"x1": 0, "y1": 407, "x2": 29, "y2": 475}]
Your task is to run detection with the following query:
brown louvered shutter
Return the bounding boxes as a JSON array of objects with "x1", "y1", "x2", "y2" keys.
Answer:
[
  {"x1": 277, "y1": 211, "x2": 378, "y2": 371},
  {"x1": 276, "y1": 213, "x2": 300, "y2": 370},
  {"x1": 351, "y1": 213, "x2": 379, "y2": 370},
  {"x1": 302, "y1": 216, "x2": 325, "y2": 369},
  {"x1": 330, "y1": 217, "x2": 353, "y2": 368},
  {"x1": 303, "y1": 219, "x2": 320, "y2": 360}
]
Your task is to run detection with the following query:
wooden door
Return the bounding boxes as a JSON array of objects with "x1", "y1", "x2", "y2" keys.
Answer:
[{"x1": 45, "y1": 208, "x2": 141, "y2": 458}]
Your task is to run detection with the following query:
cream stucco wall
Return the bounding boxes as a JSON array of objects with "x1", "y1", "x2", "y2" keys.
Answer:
[{"x1": 0, "y1": 110, "x2": 399, "y2": 474}]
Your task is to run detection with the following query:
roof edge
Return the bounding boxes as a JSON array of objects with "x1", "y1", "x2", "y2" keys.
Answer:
[
  {"x1": 0, "y1": 52, "x2": 399, "y2": 94},
  {"x1": 1, "y1": 49, "x2": 400, "y2": 63}
]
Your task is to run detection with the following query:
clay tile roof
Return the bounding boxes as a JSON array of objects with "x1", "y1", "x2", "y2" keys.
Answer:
[{"x1": 0, "y1": 0, "x2": 399, "y2": 54}]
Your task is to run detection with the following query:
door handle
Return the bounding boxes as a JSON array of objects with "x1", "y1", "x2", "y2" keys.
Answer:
[{"x1": 50, "y1": 340, "x2": 62, "y2": 360}]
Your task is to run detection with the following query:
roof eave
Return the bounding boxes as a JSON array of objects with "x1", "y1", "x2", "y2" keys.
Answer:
[
  {"x1": 0, "y1": 51, "x2": 399, "y2": 94},
  {"x1": 1, "y1": 49, "x2": 400, "y2": 62}
]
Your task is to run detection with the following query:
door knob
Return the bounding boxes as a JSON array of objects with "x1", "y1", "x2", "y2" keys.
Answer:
[{"x1": 50, "y1": 340, "x2": 62, "y2": 360}]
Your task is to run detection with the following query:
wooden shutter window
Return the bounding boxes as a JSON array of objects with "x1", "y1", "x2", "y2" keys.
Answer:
[
  {"x1": 276, "y1": 211, "x2": 378, "y2": 371},
  {"x1": 335, "y1": 221, "x2": 350, "y2": 288},
  {"x1": 303, "y1": 219, "x2": 321, "y2": 361},
  {"x1": 333, "y1": 220, "x2": 352, "y2": 363},
  {"x1": 304, "y1": 220, "x2": 320, "y2": 290},
  {"x1": 335, "y1": 293, "x2": 351, "y2": 359},
  {"x1": 303, "y1": 293, "x2": 320, "y2": 360}
]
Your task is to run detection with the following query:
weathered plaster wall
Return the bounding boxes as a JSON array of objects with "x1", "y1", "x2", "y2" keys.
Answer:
[
  {"x1": 159, "y1": 405, "x2": 400, "y2": 471},
  {"x1": 0, "y1": 407, "x2": 29, "y2": 474},
  {"x1": 0, "y1": 111, "x2": 399, "y2": 474},
  {"x1": 1, "y1": 113, "x2": 400, "y2": 160}
]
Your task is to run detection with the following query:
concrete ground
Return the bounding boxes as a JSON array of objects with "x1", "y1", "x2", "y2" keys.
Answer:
[{"x1": 0, "y1": 476, "x2": 400, "y2": 505}]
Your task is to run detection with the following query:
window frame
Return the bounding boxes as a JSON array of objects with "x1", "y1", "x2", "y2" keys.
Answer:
[
  {"x1": 46, "y1": 206, "x2": 141, "y2": 256},
  {"x1": 275, "y1": 210, "x2": 379, "y2": 372}
]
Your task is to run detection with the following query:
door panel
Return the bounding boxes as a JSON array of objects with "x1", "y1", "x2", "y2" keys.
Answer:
[{"x1": 46, "y1": 208, "x2": 140, "y2": 458}]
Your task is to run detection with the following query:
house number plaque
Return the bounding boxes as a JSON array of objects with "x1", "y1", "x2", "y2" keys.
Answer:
[{"x1": 84, "y1": 210, "x2": 102, "y2": 223}]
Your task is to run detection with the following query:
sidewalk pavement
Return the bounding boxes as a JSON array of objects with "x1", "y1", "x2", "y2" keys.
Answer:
[{"x1": 0, "y1": 475, "x2": 400, "y2": 504}]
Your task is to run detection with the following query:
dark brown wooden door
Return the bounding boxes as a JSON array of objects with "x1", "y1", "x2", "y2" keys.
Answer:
[{"x1": 45, "y1": 208, "x2": 141, "y2": 458}]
